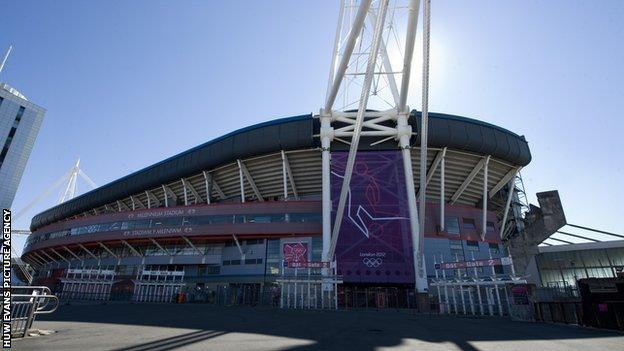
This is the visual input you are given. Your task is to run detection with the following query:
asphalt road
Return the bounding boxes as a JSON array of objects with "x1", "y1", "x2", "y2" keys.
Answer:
[{"x1": 13, "y1": 303, "x2": 624, "y2": 351}]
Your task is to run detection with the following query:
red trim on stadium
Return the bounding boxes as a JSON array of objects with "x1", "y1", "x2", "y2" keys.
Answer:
[{"x1": 23, "y1": 200, "x2": 502, "y2": 263}]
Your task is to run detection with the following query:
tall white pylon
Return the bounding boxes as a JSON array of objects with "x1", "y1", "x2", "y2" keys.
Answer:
[
  {"x1": 0, "y1": 45, "x2": 12, "y2": 75},
  {"x1": 320, "y1": 0, "x2": 431, "y2": 293},
  {"x1": 58, "y1": 159, "x2": 97, "y2": 203},
  {"x1": 14, "y1": 159, "x2": 97, "y2": 221}
]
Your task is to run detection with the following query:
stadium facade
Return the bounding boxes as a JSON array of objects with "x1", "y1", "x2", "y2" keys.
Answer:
[{"x1": 22, "y1": 111, "x2": 531, "y2": 307}]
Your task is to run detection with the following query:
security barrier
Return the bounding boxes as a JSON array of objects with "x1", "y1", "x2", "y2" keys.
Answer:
[{"x1": 8, "y1": 286, "x2": 59, "y2": 338}]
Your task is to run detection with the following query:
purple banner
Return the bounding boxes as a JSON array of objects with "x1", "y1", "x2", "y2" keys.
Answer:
[{"x1": 331, "y1": 151, "x2": 414, "y2": 283}]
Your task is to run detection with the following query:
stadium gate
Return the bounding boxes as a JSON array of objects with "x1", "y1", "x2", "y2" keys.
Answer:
[
  {"x1": 59, "y1": 266, "x2": 116, "y2": 301},
  {"x1": 132, "y1": 266, "x2": 185, "y2": 303},
  {"x1": 276, "y1": 261, "x2": 342, "y2": 309},
  {"x1": 430, "y1": 254, "x2": 527, "y2": 316}
]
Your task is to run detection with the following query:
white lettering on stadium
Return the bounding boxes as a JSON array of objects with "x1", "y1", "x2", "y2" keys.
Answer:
[
  {"x1": 122, "y1": 227, "x2": 183, "y2": 237},
  {"x1": 131, "y1": 209, "x2": 185, "y2": 219}
]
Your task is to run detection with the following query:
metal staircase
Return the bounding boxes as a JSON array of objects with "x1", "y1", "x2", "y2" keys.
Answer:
[
  {"x1": 12, "y1": 257, "x2": 34, "y2": 285},
  {"x1": 513, "y1": 172, "x2": 530, "y2": 215}
]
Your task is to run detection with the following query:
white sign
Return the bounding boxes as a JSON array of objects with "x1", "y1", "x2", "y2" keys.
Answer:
[{"x1": 141, "y1": 270, "x2": 185, "y2": 276}]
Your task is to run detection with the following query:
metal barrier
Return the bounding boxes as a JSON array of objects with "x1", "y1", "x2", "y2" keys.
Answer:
[
  {"x1": 58, "y1": 291, "x2": 113, "y2": 302},
  {"x1": 8, "y1": 286, "x2": 59, "y2": 338},
  {"x1": 534, "y1": 301, "x2": 582, "y2": 325},
  {"x1": 58, "y1": 292, "x2": 134, "y2": 302}
]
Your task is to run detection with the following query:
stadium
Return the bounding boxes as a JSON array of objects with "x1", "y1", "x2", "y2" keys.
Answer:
[{"x1": 21, "y1": 110, "x2": 531, "y2": 308}]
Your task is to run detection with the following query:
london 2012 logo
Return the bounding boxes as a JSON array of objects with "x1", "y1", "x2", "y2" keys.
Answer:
[
  {"x1": 283, "y1": 242, "x2": 308, "y2": 263},
  {"x1": 363, "y1": 257, "x2": 383, "y2": 268}
]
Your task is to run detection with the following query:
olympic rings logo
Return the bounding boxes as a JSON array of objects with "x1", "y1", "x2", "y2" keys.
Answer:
[{"x1": 363, "y1": 257, "x2": 383, "y2": 268}]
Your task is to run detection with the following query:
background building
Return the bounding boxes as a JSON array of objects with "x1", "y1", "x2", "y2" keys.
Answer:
[
  {"x1": 536, "y1": 241, "x2": 624, "y2": 288},
  {"x1": 0, "y1": 82, "x2": 45, "y2": 210}
]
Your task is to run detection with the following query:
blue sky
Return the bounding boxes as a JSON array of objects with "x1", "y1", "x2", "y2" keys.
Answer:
[{"x1": 2, "y1": 1, "x2": 623, "y2": 252}]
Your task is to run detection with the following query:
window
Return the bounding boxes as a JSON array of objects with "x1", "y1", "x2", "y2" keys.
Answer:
[
  {"x1": 494, "y1": 265, "x2": 504, "y2": 274},
  {"x1": 187, "y1": 215, "x2": 212, "y2": 226},
  {"x1": 222, "y1": 260, "x2": 231, "y2": 266},
  {"x1": 248, "y1": 215, "x2": 271, "y2": 224},
  {"x1": 245, "y1": 239, "x2": 264, "y2": 245},
  {"x1": 85, "y1": 224, "x2": 99, "y2": 234},
  {"x1": 230, "y1": 259, "x2": 241, "y2": 265},
  {"x1": 466, "y1": 240, "x2": 479, "y2": 251},
  {"x1": 152, "y1": 217, "x2": 183, "y2": 227},
  {"x1": 29, "y1": 211, "x2": 325, "y2": 246},
  {"x1": 486, "y1": 221, "x2": 496, "y2": 232},
  {"x1": 145, "y1": 245, "x2": 165, "y2": 256},
  {"x1": 97, "y1": 222, "x2": 113, "y2": 232},
  {"x1": 445, "y1": 217, "x2": 460, "y2": 235},
  {"x1": 132, "y1": 219, "x2": 151, "y2": 229},
  {"x1": 489, "y1": 242, "x2": 500, "y2": 254},
  {"x1": 449, "y1": 240, "x2": 462, "y2": 249},
  {"x1": 288, "y1": 213, "x2": 322, "y2": 223},
  {"x1": 0, "y1": 106, "x2": 25, "y2": 169},
  {"x1": 205, "y1": 244, "x2": 223, "y2": 255},
  {"x1": 462, "y1": 218, "x2": 477, "y2": 230},
  {"x1": 266, "y1": 239, "x2": 280, "y2": 259},
  {"x1": 311, "y1": 236, "x2": 323, "y2": 261},
  {"x1": 198, "y1": 265, "x2": 220, "y2": 275},
  {"x1": 449, "y1": 240, "x2": 464, "y2": 261},
  {"x1": 211, "y1": 215, "x2": 233, "y2": 224},
  {"x1": 244, "y1": 258, "x2": 263, "y2": 265},
  {"x1": 174, "y1": 245, "x2": 196, "y2": 256},
  {"x1": 206, "y1": 265, "x2": 220, "y2": 275}
]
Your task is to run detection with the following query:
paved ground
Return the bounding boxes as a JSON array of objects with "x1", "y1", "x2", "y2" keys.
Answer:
[{"x1": 13, "y1": 303, "x2": 624, "y2": 351}]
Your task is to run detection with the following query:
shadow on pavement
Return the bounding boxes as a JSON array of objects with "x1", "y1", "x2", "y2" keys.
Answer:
[
  {"x1": 35, "y1": 303, "x2": 622, "y2": 351},
  {"x1": 113, "y1": 330, "x2": 228, "y2": 351}
]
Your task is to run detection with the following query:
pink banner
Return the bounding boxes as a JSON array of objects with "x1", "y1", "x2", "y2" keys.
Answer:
[
  {"x1": 435, "y1": 257, "x2": 506, "y2": 270},
  {"x1": 283, "y1": 242, "x2": 308, "y2": 264},
  {"x1": 288, "y1": 261, "x2": 329, "y2": 268}
]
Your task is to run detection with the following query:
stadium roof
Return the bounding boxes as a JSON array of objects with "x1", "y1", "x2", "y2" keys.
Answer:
[{"x1": 31, "y1": 110, "x2": 531, "y2": 231}]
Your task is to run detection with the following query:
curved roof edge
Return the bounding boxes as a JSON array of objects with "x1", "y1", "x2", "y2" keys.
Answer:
[
  {"x1": 411, "y1": 111, "x2": 531, "y2": 167},
  {"x1": 31, "y1": 111, "x2": 530, "y2": 231}
]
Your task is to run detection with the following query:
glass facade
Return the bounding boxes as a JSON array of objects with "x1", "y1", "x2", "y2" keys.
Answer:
[
  {"x1": 0, "y1": 86, "x2": 45, "y2": 210},
  {"x1": 0, "y1": 106, "x2": 24, "y2": 168},
  {"x1": 445, "y1": 217, "x2": 460, "y2": 235},
  {"x1": 26, "y1": 212, "x2": 321, "y2": 248},
  {"x1": 265, "y1": 239, "x2": 281, "y2": 276},
  {"x1": 536, "y1": 246, "x2": 624, "y2": 287}
]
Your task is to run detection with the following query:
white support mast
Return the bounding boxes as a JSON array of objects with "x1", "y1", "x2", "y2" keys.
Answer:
[
  {"x1": 0, "y1": 45, "x2": 12, "y2": 75},
  {"x1": 320, "y1": 0, "x2": 432, "y2": 293},
  {"x1": 328, "y1": 0, "x2": 390, "y2": 260},
  {"x1": 14, "y1": 159, "x2": 97, "y2": 221}
]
